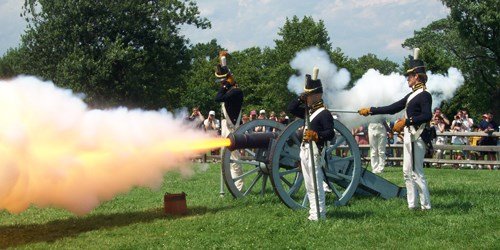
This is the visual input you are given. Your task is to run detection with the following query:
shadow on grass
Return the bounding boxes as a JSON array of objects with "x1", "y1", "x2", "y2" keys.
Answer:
[
  {"x1": 0, "y1": 205, "x2": 232, "y2": 248},
  {"x1": 432, "y1": 201, "x2": 474, "y2": 213},
  {"x1": 431, "y1": 188, "x2": 497, "y2": 197},
  {"x1": 431, "y1": 188, "x2": 468, "y2": 197},
  {"x1": 326, "y1": 210, "x2": 373, "y2": 219}
]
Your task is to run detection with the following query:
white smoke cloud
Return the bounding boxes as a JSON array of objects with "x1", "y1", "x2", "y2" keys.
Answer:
[
  {"x1": 0, "y1": 76, "x2": 225, "y2": 215},
  {"x1": 287, "y1": 47, "x2": 465, "y2": 127},
  {"x1": 288, "y1": 47, "x2": 350, "y2": 94},
  {"x1": 426, "y1": 67, "x2": 464, "y2": 106}
]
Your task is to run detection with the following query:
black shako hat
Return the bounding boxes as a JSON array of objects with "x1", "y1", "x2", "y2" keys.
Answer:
[
  {"x1": 303, "y1": 74, "x2": 323, "y2": 94},
  {"x1": 215, "y1": 64, "x2": 230, "y2": 79},
  {"x1": 405, "y1": 55, "x2": 426, "y2": 76}
]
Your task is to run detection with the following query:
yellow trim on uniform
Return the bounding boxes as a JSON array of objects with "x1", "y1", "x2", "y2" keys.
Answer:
[
  {"x1": 215, "y1": 72, "x2": 229, "y2": 78},
  {"x1": 412, "y1": 82, "x2": 426, "y2": 92},
  {"x1": 406, "y1": 66, "x2": 426, "y2": 74},
  {"x1": 303, "y1": 86, "x2": 321, "y2": 93}
]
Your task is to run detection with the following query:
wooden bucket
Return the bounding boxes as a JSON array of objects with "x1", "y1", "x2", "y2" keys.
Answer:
[{"x1": 164, "y1": 192, "x2": 187, "y2": 215}]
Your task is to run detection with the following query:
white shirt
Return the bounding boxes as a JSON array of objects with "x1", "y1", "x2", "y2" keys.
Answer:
[{"x1": 203, "y1": 118, "x2": 220, "y2": 131}]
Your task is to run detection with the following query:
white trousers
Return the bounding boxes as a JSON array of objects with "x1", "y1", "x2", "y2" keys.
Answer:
[
  {"x1": 221, "y1": 119, "x2": 243, "y2": 191},
  {"x1": 368, "y1": 123, "x2": 387, "y2": 173},
  {"x1": 403, "y1": 127, "x2": 431, "y2": 209},
  {"x1": 300, "y1": 143, "x2": 326, "y2": 220}
]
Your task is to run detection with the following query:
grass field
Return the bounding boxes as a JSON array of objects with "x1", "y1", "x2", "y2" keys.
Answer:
[{"x1": 1, "y1": 163, "x2": 498, "y2": 249}]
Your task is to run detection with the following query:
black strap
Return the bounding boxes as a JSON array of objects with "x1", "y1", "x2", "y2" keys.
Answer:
[{"x1": 411, "y1": 141, "x2": 415, "y2": 171}]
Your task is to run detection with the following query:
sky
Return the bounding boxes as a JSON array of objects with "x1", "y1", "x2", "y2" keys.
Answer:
[{"x1": 0, "y1": 0, "x2": 449, "y2": 63}]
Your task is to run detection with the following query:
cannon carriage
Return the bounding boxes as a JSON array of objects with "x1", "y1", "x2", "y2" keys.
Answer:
[{"x1": 221, "y1": 117, "x2": 406, "y2": 209}]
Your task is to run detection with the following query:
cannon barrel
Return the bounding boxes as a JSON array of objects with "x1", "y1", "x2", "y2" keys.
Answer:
[{"x1": 227, "y1": 132, "x2": 278, "y2": 151}]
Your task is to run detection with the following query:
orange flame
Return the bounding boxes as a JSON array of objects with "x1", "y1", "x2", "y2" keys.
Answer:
[
  {"x1": 0, "y1": 76, "x2": 234, "y2": 215},
  {"x1": 163, "y1": 138, "x2": 231, "y2": 153}
]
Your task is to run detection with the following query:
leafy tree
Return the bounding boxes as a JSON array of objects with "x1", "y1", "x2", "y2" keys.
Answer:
[
  {"x1": 228, "y1": 47, "x2": 266, "y2": 113},
  {"x1": 273, "y1": 16, "x2": 332, "y2": 63},
  {"x1": 19, "y1": 0, "x2": 210, "y2": 109},
  {"x1": 441, "y1": 0, "x2": 499, "y2": 119},
  {"x1": 182, "y1": 16, "x2": 346, "y2": 116},
  {"x1": 403, "y1": 15, "x2": 499, "y2": 120},
  {"x1": 187, "y1": 39, "x2": 222, "y2": 63},
  {"x1": 259, "y1": 16, "x2": 334, "y2": 114},
  {"x1": 329, "y1": 47, "x2": 352, "y2": 72},
  {"x1": 441, "y1": 0, "x2": 499, "y2": 66},
  {"x1": 0, "y1": 48, "x2": 25, "y2": 78},
  {"x1": 348, "y1": 53, "x2": 399, "y2": 84},
  {"x1": 180, "y1": 39, "x2": 224, "y2": 115}
]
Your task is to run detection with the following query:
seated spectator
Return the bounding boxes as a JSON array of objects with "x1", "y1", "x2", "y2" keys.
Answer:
[
  {"x1": 469, "y1": 125, "x2": 482, "y2": 169},
  {"x1": 258, "y1": 109, "x2": 267, "y2": 119},
  {"x1": 267, "y1": 111, "x2": 279, "y2": 132},
  {"x1": 187, "y1": 107, "x2": 205, "y2": 129},
  {"x1": 431, "y1": 111, "x2": 448, "y2": 168},
  {"x1": 203, "y1": 110, "x2": 220, "y2": 135},
  {"x1": 239, "y1": 113, "x2": 250, "y2": 157},
  {"x1": 469, "y1": 125, "x2": 482, "y2": 146},
  {"x1": 278, "y1": 111, "x2": 289, "y2": 125},
  {"x1": 478, "y1": 113, "x2": 498, "y2": 170},
  {"x1": 450, "y1": 114, "x2": 466, "y2": 169},
  {"x1": 459, "y1": 109, "x2": 474, "y2": 132},
  {"x1": 269, "y1": 111, "x2": 278, "y2": 122},
  {"x1": 250, "y1": 110, "x2": 257, "y2": 121},
  {"x1": 433, "y1": 107, "x2": 450, "y2": 126},
  {"x1": 242, "y1": 113, "x2": 250, "y2": 124},
  {"x1": 458, "y1": 109, "x2": 474, "y2": 167},
  {"x1": 353, "y1": 125, "x2": 369, "y2": 144},
  {"x1": 254, "y1": 110, "x2": 268, "y2": 132},
  {"x1": 203, "y1": 110, "x2": 220, "y2": 157},
  {"x1": 352, "y1": 125, "x2": 369, "y2": 157},
  {"x1": 429, "y1": 108, "x2": 447, "y2": 167}
]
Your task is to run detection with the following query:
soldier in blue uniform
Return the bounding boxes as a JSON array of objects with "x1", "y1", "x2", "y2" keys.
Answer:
[
  {"x1": 215, "y1": 51, "x2": 244, "y2": 191},
  {"x1": 288, "y1": 73, "x2": 335, "y2": 220},
  {"x1": 358, "y1": 49, "x2": 432, "y2": 210}
]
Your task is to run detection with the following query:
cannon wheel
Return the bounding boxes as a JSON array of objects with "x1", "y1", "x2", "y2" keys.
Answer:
[
  {"x1": 222, "y1": 119, "x2": 286, "y2": 198},
  {"x1": 269, "y1": 119, "x2": 361, "y2": 209}
]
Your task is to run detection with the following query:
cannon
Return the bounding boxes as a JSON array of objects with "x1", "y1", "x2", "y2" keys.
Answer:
[
  {"x1": 221, "y1": 119, "x2": 285, "y2": 197},
  {"x1": 221, "y1": 118, "x2": 406, "y2": 209},
  {"x1": 227, "y1": 132, "x2": 279, "y2": 151}
]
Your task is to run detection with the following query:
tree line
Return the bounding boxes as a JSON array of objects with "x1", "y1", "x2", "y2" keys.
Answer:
[{"x1": 0, "y1": 0, "x2": 497, "y2": 122}]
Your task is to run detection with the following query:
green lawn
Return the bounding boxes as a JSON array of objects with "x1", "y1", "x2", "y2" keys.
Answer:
[{"x1": 1, "y1": 164, "x2": 498, "y2": 249}]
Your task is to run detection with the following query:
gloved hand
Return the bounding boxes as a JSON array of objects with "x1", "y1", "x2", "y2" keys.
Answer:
[
  {"x1": 303, "y1": 129, "x2": 319, "y2": 142},
  {"x1": 219, "y1": 50, "x2": 229, "y2": 58},
  {"x1": 392, "y1": 118, "x2": 406, "y2": 133},
  {"x1": 298, "y1": 93, "x2": 308, "y2": 103},
  {"x1": 387, "y1": 131, "x2": 394, "y2": 141},
  {"x1": 358, "y1": 107, "x2": 371, "y2": 116},
  {"x1": 221, "y1": 81, "x2": 232, "y2": 90}
]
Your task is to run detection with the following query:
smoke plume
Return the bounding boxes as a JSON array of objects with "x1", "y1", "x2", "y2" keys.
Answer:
[
  {"x1": 0, "y1": 76, "x2": 227, "y2": 215},
  {"x1": 288, "y1": 47, "x2": 465, "y2": 127}
]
